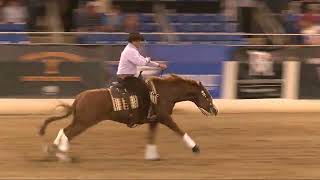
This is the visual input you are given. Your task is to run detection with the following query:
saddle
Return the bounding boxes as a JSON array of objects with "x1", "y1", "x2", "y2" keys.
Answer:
[
  {"x1": 108, "y1": 77, "x2": 159, "y2": 127},
  {"x1": 109, "y1": 82, "x2": 139, "y2": 111},
  {"x1": 108, "y1": 82, "x2": 139, "y2": 127}
]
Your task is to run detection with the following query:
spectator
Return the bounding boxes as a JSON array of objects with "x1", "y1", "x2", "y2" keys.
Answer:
[
  {"x1": 123, "y1": 14, "x2": 139, "y2": 33},
  {"x1": 74, "y1": 1, "x2": 107, "y2": 32},
  {"x1": 106, "y1": 5, "x2": 123, "y2": 32},
  {"x1": 300, "y1": 4, "x2": 320, "y2": 44},
  {"x1": 300, "y1": 3, "x2": 320, "y2": 29},
  {"x1": 27, "y1": 0, "x2": 46, "y2": 30},
  {"x1": 282, "y1": 1, "x2": 302, "y2": 44},
  {"x1": 0, "y1": 0, "x2": 5, "y2": 22},
  {"x1": 2, "y1": 0, "x2": 28, "y2": 23}
]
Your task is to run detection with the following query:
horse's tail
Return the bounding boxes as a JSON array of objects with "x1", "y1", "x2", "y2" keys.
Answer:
[{"x1": 38, "y1": 102, "x2": 74, "y2": 136}]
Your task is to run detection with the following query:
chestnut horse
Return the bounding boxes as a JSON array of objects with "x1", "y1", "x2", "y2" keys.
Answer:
[{"x1": 38, "y1": 74, "x2": 218, "y2": 161}]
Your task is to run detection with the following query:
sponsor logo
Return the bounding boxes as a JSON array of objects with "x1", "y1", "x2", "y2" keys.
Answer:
[{"x1": 18, "y1": 52, "x2": 84, "y2": 82}]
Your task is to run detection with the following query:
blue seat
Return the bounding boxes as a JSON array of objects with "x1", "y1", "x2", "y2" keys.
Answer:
[
  {"x1": 168, "y1": 13, "x2": 229, "y2": 23},
  {"x1": 224, "y1": 23, "x2": 238, "y2": 32},
  {"x1": 167, "y1": 14, "x2": 179, "y2": 22},
  {"x1": 77, "y1": 34, "x2": 127, "y2": 44},
  {"x1": 139, "y1": 14, "x2": 155, "y2": 23},
  {"x1": 168, "y1": 14, "x2": 191, "y2": 23},
  {"x1": 178, "y1": 35, "x2": 210, "y2": 41},
  {"x1": 139, "y1": 23, "x2": 159, "y2": 32},
  {"x1": 172, "y1": 23, "x2": 195, "y2": 32},
  {"x1": 0, "y1": 23, "x2": 27, "y2": 32},
  {"x1": 194, "y1": 23, "x2": 219, "y2": 32},
  {"x1": 213, "y1": 14, "x2": 227, "y2": 22},
  {"x1": 0, "y1": 23, "x2": 29, "y2": 43},
  {"x1": 0, "y1": 34, "x2": 29, "y2": 43},
  {"x1": 144, "y1": 34, "x2": 161, "y2": 42},
  {"x1": 189, "y1": 14, "x2": 216, "y2": 23}
]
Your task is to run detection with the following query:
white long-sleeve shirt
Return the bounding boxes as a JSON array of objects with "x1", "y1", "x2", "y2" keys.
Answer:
[{"x1": 117, "y1": 43, "x2": 159, "y2": 75}]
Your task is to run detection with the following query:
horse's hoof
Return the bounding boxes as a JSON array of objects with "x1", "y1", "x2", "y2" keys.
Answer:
[
  {"x1": 145, "y1": 157, "x2": 161, "y2": 161},
  {"x1": 56, "y1": 152, "x2": 72, "y2": 163},
  {"x1": 145, "y1": 144, "x2": 160, "y2": 160},
  {"x1": 44, "y1": 144, "x2": 58, "y2": 155},
  {"x1": 192, "y1": 145, "x2": 200, "y2": 154}
]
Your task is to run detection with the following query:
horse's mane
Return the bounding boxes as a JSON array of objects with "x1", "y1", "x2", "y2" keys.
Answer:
[{"x1": 149, "y1": 74, "x2": 199, "y2": 87}]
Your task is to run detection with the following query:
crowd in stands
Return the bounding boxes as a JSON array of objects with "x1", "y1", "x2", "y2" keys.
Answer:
[
  {"x1": 283, "y1": 1, "x2": 320, "y2": 44},
  {"x1": 0, "y1": 0, "x2": 45, "y2": 29},
  {"x1": 0, "y1": 0, "x2": 140, "y2": 32},
  {"x1": 73, "y1": 0, "x2": 139, "y2": 33},
  {"x1": 3, "y1": 0, "x2": 313, "y2": 45}
]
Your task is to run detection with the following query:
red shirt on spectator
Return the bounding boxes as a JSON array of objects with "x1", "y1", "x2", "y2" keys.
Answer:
[{"x1": 301, "y1": 13, "x2": 320, "y2": 24}]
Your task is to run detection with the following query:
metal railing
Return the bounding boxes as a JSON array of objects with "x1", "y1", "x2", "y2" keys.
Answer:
[{"x1": 0, "y1": 31, "x2": 318, "y2": 46}]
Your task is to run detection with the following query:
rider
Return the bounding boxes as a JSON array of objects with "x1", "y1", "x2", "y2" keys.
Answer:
[
  {"x1": 117, "y1": 32, "x2": 167, "y2": 79},
  {"x1": 116, "y1": 32, "x2": 167, "y2": 121}
]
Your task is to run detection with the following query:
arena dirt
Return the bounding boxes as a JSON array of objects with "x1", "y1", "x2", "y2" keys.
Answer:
[{"x1": 0, "y1": 112, "x2": 320, "y2": 179}]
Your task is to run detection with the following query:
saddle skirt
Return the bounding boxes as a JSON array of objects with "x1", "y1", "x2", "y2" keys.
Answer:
[{"x1": 108, "y1": 84, "x2": 139, "y2": 112}]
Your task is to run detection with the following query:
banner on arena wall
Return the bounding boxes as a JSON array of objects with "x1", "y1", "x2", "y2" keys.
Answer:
[
  {"x1": 299, "y1": 59, "x2": 320, "y2": 99},
  {"x1": 0, "y1": 61, "x2": 107, "y2": 97},
  {"x1": 0, "y1": 44, "x2": 234, "y2": 98},
  {"x1": 236, "y1": 51, "x2": 283, "y2": 99}
]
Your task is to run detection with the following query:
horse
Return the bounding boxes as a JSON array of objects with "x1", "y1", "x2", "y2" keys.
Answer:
[{"x1": 38, "y1": 74, "x2": 218, "y2": 161}]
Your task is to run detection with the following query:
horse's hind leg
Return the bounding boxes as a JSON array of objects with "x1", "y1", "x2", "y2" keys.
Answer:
[
  {"x1": 50, "y1": 121, "x2": 95, "y2": 161},
  {"x1": 160, "y1": 116, "x2": 200, "y2": 154},
  {"x1": 145, "y1": 122, "x2": 160, "y2": 160}
]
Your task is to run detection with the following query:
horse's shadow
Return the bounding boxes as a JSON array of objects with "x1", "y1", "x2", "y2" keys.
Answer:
[{"x1": 29, "y1": 155, "x2": 81, "y2": 163}]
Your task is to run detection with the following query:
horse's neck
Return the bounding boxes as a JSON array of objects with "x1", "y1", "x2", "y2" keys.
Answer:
[{"x1": 165, "y1": 82, "x2": 196, "y2": 103}]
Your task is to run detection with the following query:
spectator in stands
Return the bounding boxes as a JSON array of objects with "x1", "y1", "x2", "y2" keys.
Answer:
[
  {"x1": 301, "y1": 18, "x2": 320, "y2": 44},
  {"x1": 300, "y1": 4, "x2": 320, "y2": 44},
  {"x1": 27, "y1": 0, "x2": 45, "y2": 30},
  {"x1": 123, "y1": 14, "x2": 139, "y2": 33},
  {"x1": 300, "y1": 3, "x2": 320, "y2": 29},
  {"x1": 106, "y1": 5, "x2": 123, "y2": 32},
  {"x1": 0, "y1": 0, "x2": 5, "y2": 22},
  {"x1": 282, "y1": 1, "x2": 302, "y2": 44},
  {"x1": 2, "y1": 0, "x2": 28, "y2": 23},
  {"x1": 74, "y1": 1, "x2": 107, "y2": 32}
]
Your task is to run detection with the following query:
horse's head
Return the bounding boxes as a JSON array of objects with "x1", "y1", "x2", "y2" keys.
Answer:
[
  {"x1": 191, "y1": 82, "x2": 218, "y2": 116},
  {"x1": 153, "y1": 74, "x2": 218, "y2": 116}
]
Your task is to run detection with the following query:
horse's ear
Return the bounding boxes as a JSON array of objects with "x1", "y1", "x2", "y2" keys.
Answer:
[{"x1": 198, "y1": 81, "x2": 202, "y2": 85}]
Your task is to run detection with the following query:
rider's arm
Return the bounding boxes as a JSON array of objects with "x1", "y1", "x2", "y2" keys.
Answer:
[{"x1": 127, "y1": 50, "x2": 160, "y2": 67}]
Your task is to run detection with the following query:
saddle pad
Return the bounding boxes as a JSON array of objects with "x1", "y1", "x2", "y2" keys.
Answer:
[{"x1": 108, "y1": 87, "x2": 139, "y2": 111}]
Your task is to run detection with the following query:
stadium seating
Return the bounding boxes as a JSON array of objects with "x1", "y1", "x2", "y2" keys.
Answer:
[
  {"x1": 0, "y1": 23, "x2": 29, "y2": 44},
  {"x1": 77, "y1": 13, "x2": 162, "y2": 44},
  {"x1": 77, "y1": 13, "x2": 245, "y2": 45},
  {"x1": 168, "y1": 13, "x2": 245, "y2": 44}
]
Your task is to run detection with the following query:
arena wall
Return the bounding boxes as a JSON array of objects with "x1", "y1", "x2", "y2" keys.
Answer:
[{"x1": 1, "y1": 99, "x2": 319, "y2": 115}]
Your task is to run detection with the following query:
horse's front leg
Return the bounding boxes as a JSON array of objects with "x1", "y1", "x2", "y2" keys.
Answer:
[
  {"x1": 160, "y1": 115, "x2": 200, "y2": 154},
  {"x1": 145, "y1": 122, "x2": 160, "y2": 160}
]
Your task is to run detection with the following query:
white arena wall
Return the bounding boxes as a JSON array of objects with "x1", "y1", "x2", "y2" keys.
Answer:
[{"x1": 0, "y1": 99, "x2": 320, "y2": 115}]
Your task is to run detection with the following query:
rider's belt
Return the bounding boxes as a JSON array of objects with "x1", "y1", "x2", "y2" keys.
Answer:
[{"x1": 117, "y1": 74, "x2": 134, "y2": 79}]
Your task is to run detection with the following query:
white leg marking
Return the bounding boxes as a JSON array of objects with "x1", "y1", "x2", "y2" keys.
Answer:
[
  {"x1": 53, "y1": 129, "x2": 69, "y2": 152},
  {"x1": 145, "y1": 144, "x2": 160, "y2": 160},
  {"x1": 53, "y1": 129, "x2": 63, "y2": 146},
  {"x1": 183, "y1": 133, "x2": 196, "y2": 148}
]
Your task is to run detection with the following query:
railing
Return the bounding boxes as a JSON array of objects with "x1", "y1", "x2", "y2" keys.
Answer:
[
  {"x1": 0, "y1": 32, "x2": 317, "y2": 35},
  {"x1": 0, "y1": 32, "x2": 318, "y2": 46}
]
